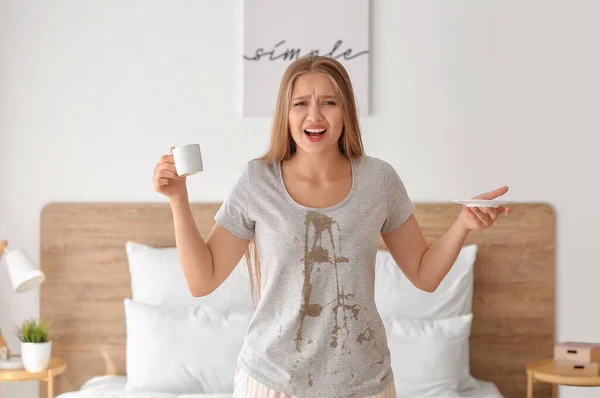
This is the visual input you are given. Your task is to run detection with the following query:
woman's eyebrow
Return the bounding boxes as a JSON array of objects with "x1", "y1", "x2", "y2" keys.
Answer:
[{"x1": 291, "y1": 95, "x2": 338, "y2": 100}]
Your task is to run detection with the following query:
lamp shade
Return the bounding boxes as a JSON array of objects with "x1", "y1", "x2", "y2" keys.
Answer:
[{"x1": 4, "y1": 248, "x2": 45, "y2": 293}]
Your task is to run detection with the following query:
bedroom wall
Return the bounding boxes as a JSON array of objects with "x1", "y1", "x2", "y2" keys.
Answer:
[{"x1": 1, "y1": 1, "x2": 598, "y2": 397}]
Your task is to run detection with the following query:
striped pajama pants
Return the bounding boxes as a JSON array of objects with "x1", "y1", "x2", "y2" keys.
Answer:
[{"x1": 233, "y1": 364, "x2": 397, "y2": 398}]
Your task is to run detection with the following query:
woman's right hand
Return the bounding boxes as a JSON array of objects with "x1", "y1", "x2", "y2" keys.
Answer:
[{"x1": 153, "y1": 147, "x2": 188, "y2": 202}]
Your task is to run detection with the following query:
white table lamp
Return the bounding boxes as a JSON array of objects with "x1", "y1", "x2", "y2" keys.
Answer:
[{"x1": 0, "y1": 240, "x2": 46, "y2": 369}]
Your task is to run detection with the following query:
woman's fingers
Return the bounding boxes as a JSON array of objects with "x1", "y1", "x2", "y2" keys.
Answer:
[
  {"x1": 153, "y1": 163, "x2": 179, "y2": 193},
  {"x1": 153, "y1": 178, "x2": 168, "y2": 192},
  {"x1": 163, "y1": 163, "x2": 178, "y2": 174},
  {"x1": 157, "y1": 153, "x2": 175, "y2": 166},
  {"x1": 470, "y1": 207, "x2": 491, "y2": 226},
  {"x1": 153, "y1": 161, "x2": 177, "y2": 179},
  {"x1": 156, "y1": 168, "x2": 178, "y2": 180},
  {"x1": 497, "y1": 205, "x2": 511, "y2": 215},
  {"x1": 480, "y1": 207, "x2": 499, "y2": 221},
  {"x1": 152, "y1": 149, "x2": 188, "y2": 198}
]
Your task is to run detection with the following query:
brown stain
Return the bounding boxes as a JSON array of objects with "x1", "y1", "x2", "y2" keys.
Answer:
[
  {"x1": 295, "y1": 211, "x2": 360, "y2": 352},
  {"x1": 372, "y1": 354, "x2": 386, "y2": 368},
  {"x1": 351, "y1": 306, "x2": 360, "y2": 320},
  {"x1": 308, "y1": 373, "x2": 313, "y2": 387},
  {"x1": 305, "y1": 303, "x2": 323, "y2": 317},
  {"x1": 356, "y1": 327, "x2": 375, "y2": 344},
  {"x1": 310, "y1": 246, "x2": 331, "y2": 262}
]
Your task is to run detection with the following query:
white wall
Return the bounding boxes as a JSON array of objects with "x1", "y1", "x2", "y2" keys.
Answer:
[{"x1": 1, "y1": 1, "x2": 599, "y2": 397}]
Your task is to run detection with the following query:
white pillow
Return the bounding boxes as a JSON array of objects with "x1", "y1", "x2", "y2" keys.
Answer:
[
  {"x1": 124, "y1": 299, "x2": 252, "y2": 394},
  {"x1": 375, "y1": 244, "x2": 477, "y2": 320},
  {"x1": 125, "y1": 241, "x2": 255, "y2": 314},
  {"x1": 386, "y1": 314, "x2": 478, "y2": 397}
]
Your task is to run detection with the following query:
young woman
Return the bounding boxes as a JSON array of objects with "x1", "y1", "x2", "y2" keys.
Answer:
[{"x1": 152, "y1": 56, "x2": 510, "y2": 398}]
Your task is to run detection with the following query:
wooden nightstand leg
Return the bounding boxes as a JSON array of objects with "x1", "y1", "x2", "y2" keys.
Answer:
[
  {"x1": 47, "y1": 369, "x2": 54, "y2": 398},
  {"x1": 552, "y1": 384, "x2": 557, "y2": 398},
  {"x1": 527, "y1": 371, "x2": 533, "y2": 398}
]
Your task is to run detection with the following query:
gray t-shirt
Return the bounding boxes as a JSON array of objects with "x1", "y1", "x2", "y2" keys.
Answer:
[{"x1": 214, "y1": 155, "x2": 414, "y2": 398}]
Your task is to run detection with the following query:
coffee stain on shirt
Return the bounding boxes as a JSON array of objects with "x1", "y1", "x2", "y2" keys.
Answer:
[
  {"x1": 356, "y1": 327, "x2": 375, "y2": 344},
  {"x1": 295, "y1": 211, "x2": 361, "y2": 351},
  {"x1": 372, "y1": 355, "x2": 385, "y2": 367}
]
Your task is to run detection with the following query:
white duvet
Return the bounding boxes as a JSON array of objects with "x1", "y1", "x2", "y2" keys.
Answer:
[
  {"x1": 55, "y1": 375, "x2": 230, "y2": 398},
  {"x1": 56, "y1": 375, "x2": 503, "y2": 398}
]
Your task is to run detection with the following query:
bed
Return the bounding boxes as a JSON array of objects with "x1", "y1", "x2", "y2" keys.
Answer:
[
  {"x1": 39, "y1": 202, "x2": 555, "y2": 397},
  {"x1": 50, "y1": 375, "x2": 504, "y2": 398}
]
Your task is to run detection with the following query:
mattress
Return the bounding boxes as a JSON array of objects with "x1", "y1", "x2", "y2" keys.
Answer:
[{"x1": 56, "y1": 375, "x2": 503, "y2": 398}]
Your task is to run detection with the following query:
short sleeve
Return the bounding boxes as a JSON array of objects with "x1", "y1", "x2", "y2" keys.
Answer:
[
  {"x1": 380, "y1": 161, "x2": 415, "y2": 234},
  {"x1": 214, "y1": 163, "x2": 255, "y2": 240}
]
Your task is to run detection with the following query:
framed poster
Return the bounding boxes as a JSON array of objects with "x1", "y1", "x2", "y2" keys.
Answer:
[{"x1": 242, "y1": 0, "x2": 370, "y2": 117}]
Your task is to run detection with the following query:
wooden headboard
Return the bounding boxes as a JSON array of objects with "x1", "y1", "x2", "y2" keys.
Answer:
[{"x1": 40, "y1": 202, "x2": 555, "y2": 397}]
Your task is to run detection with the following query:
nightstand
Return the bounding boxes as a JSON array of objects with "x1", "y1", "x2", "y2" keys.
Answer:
[
  {"x1": 527, "y1": 359, "x2": 600, "y2": 398},
  {"x1": 0, "y1": 357, "x2": 66, "y2": 398}
]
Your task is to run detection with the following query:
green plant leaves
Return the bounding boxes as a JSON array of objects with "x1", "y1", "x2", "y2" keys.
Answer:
[{"x1": 16, "y1": 318, "x2": 51, "y2": 343}]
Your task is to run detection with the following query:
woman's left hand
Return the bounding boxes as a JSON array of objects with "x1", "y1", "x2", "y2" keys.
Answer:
[{"x1": 457, "y1": 186, "x2": 511, "y2": 232}]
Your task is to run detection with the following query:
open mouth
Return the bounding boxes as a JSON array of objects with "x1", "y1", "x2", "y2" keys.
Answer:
[{"x1": 304, "y1": 128, "x2": 327, "y2": 138}]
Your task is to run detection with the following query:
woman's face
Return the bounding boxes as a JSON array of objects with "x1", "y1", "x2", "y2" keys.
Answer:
[{"x1": 288, "y1": 72, "x2": 344, "y2": 156}]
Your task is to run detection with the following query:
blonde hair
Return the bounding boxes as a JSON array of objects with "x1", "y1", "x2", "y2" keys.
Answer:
[{"x1": 245, "y1": 55, "x2": 365, "y2": 306}]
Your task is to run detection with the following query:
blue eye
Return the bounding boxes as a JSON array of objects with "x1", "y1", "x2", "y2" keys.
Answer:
[{"x1": 324, "y1": 101, "x2": 336, "y2": 106}]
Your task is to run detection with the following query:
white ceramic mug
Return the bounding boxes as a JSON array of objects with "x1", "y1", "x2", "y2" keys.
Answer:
[{"x1": 172, "y1": 144, "x2": 203, "y2": 176}]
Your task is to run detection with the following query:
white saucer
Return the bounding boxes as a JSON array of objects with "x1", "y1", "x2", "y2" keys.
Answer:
[
  {"x1": 0, "y1": 357, "x2": 23, "y2": 370},
  {"x1": 453, "y1": 199, "x2": 511, "y2": 208}
]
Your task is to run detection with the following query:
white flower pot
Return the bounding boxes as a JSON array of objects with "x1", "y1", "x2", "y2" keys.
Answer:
[{"x1": 21, "y1": 341, "x2": 52, "y2": 373}]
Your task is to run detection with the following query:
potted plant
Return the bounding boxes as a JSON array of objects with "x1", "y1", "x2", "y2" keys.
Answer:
[{"x1": 16, "y1": 318, "x2": 52, "y2": 372}]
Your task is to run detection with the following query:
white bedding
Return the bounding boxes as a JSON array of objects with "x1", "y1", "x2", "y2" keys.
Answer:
[
  {"x1": 55, "y1": 375, "x2": 230, "y2": 398},
  {"x1": 55, "y1": 375, "x2": 503, "y2": 398},
  {"x1": 58, "y1": 245, "x2": 502, "y2": 398}
]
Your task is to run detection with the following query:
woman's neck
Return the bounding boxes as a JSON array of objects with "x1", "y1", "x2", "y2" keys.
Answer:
[{"x1": 285, "y1": 149, "x2": 349, "y2": 181}]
